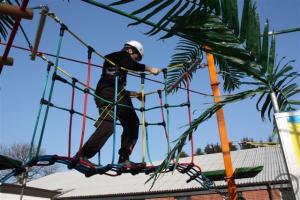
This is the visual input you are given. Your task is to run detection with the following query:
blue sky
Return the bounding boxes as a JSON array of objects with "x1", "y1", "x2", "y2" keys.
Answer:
[{"x1": 0, "y1": 0, "x2": 299, "y2": 165}]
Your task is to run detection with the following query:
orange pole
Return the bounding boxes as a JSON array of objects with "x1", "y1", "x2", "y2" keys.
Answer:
[{"x1": 206, "y1": 50, "x2": 238, "y2": 200}]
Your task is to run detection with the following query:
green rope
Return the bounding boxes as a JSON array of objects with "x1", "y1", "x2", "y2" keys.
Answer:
[
  {"x1": 35, "y1": 30, "x2": 64, "y2": 157},
  {"x1": 145, "y1": 125, "x2": 153, "y2": 165},
  {"x1": 164, "y1": 74, "x2": 171, "y2": 152}
]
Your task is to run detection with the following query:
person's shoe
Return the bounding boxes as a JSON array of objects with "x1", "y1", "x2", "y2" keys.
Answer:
[
  {"x1": 73, "y1": 154, "x2": 96, "y2": 167},
  {"x1": 120, "y1": 160, "x2": 146, "y2": 169},
  {"x1": 80, "y1": 157, "x2": 97, "y2": 167},
  {"x1": 118, "y1": 155, "x2": 129, "y2": 164}
]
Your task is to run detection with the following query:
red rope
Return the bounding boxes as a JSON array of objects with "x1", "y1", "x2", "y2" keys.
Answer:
[
  {"x1": 78, "y1": 56, "x2": 92, "y2": 155},
  {"x1": 0, "y1": 0, "x2": 30, "y2": 74},
  {"x1": 158, "y1": 91, "x2": 169, "y2": 144},
  {"x1": 185, "y1": 71, "x2": 195, "y2": 163},
  {"x1": 68, "y1": 82, "x2": 76, "y2": 158}
]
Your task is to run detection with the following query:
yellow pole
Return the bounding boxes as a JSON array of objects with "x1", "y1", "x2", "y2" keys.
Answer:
[{"x1": 206, "y1": 50, "x2": 238, "y2": 200}]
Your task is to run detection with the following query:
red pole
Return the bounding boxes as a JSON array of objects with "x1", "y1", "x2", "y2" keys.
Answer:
[{"x1": 0, "y1": 0, "x2": 30, "y2": 74}]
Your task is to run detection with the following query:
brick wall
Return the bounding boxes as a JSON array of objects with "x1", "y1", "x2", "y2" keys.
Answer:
[{"x1": 147, "y1": 189, "x2": 284, "y2": 200}]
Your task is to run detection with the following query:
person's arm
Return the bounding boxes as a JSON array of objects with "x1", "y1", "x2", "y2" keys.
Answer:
[{"x1": 145, "y1": 66, "x2": 160, "y2": 75}]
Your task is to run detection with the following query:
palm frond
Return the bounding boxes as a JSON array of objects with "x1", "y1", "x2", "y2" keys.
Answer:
[
  {"x1": 166, "y1": 39, "x2": 203, "y2": 93},
  {"x1": 147, "y1": 87, "x2": 266, "y2": 185}
]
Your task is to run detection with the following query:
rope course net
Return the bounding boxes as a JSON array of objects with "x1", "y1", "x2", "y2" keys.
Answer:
[{"x1": 0, "y1": 7, "x2": 263, "y2": 196}]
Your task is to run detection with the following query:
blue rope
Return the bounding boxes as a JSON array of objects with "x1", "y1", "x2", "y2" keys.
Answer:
[
  {"x1": 111, "y1": 72, "x2": 119, "y2": 164},
  {"x1": 36, "y1": 30, "x2": 64, "y2": 157},
  {"x1": 28, "y1": 64, "x2": 51, "y2": 160}
]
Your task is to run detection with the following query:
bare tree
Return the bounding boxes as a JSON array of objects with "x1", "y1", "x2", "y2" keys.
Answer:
[
  {"x1": 0, "y1": 143, "x2": 59, "y2": 184},
  {"x1": 239, "y1": 137, "x2": 257, "y2": 150},
  {"x1": 204, "y1": 143, "x2": 222, "y2": 154},
  {"x1": 178, "y1": 151, "x2": 189, "y2": 158},
  {"x1": 195, "y1": 147, "x2": 204, "y2": 155}
]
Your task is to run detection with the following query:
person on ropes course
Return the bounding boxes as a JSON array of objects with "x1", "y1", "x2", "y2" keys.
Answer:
[{"x1": 75, "y1": 40, "x2": 160, "y2": 164}]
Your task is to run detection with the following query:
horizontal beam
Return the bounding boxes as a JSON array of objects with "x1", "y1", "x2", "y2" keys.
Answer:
[{"x1": 0, "y1": 3, "x2": 33, "y2": 20}]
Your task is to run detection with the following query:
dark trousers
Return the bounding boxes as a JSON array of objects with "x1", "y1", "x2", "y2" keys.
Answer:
[{"x1": 80, "y1": 86, "x2": 139, "y2": 160}]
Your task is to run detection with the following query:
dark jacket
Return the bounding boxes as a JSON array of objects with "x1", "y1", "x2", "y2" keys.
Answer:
[{"x1": 97, "y1": 51, "x2": 145, "y2": 89}]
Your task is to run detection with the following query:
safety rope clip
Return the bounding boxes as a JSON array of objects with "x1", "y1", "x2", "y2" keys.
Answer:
[
  {"x1": 84, "y1": 88, "x2": 90, "y2": 94},
  {"x1": 40, "y1": 98, "x2": 53, "y2": 106},
  {"x1": 157, "y1": 89, "x2": 162, "y2": 97},
  {"x1": 53, "y1": 73, "x2": 67, "y2": 83},
  {"x1": 87, "y1": 46, "x2": 94, "y2": 59},
  {"x1": 60, "y1": 23, "x2": 68, "y2": 36},
  {"x1": 69, "y1": 109, "x2": 75, "y2": 115},
  {"x1": 72, "y1": 77, "x2": 78, "y2": 85}
]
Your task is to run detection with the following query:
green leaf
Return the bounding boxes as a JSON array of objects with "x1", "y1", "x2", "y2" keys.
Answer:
[
  {"x1": 131, "y1": 0, "x2": 164, "y2": 15},
  {"x1": 147, "y1": 0, "x2": 183, "y2": 36},
  {"x1": 261, "y1": 20, "x2": 269, "y2": 71},
  {"x1": 268, "y1": 34, "x2": 276, "y2": 75},
  {"x1": 231, "y1": 0, "x2": 239, "y2": 35},
  {"x1": 129, "y1": 0, "x2": 174, "y2": 26},
  {"x1": 240, "y1": 0, "x2": 250, "y2": 41},
  {"x1": 212, "y1": 0, "x2": 221, "y2": 15},
  {"x1": 147, "y1": 88, "x2": 265, "y2": 184},
  {"x1": 254, "y1": 12, "x2": 261, "y2": 63},
  {"x1": 109, "y1": 0, "x2": 134, "y2": 6},
  {"x1": 260, "y1": 93, "x2": 272, "y2": 121}
]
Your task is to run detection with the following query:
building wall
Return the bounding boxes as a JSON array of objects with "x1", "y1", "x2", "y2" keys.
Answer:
[
  {"x1": 147, "y1": 189, "x2": 284, "y2": 200},
  {"x1": 242, "y1": 189, "x2": 282, "y2": 200}
]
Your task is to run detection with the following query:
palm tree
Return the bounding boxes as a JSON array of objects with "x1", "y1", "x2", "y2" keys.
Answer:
[{"x1": 103, "y1": 0, "x2": 299, "y2": 168}]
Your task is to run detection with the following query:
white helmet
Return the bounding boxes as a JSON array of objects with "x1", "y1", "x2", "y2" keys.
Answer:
[{"x1": 125, "y1": 40, "x2": 144, "y2": 60}]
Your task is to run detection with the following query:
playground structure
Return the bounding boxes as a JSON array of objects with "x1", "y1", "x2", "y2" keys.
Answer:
[{"x1": 0, "y1": 1, "x2": 299, "y2": 200}]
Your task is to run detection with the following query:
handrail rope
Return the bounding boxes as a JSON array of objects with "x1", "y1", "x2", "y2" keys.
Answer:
[
  {"x1": 140, "y1": 73, "x2": 146, "y2": 163},
  {"x1": 28, "y1": 63, "x2": 52, "y2": 160},
  {"x1": 185, "y1": 67, "x2": 194, "y2": 163},
  {"x1": 0, "y1": 41, "x2": 215, "y2": 97},
  {"x1": 35, "y1": 26, "x2": 65, "y2": 157},
  {"x1": 46, "y1": 12, "x2": 152, "y2": 76},
  {"x1": 40, "y1": 54, "x2": 195, "y2": 114},
  {"x1": 78, "y1": 48, "x2": 93, "y2": 156},
  {"x1": 68, "y1": 78, "x2": 77, "y2": 158}
]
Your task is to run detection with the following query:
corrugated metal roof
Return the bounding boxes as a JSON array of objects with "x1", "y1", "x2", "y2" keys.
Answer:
[{"x1": 27, "y1": 147, "x2": 288, "y2": 198}]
